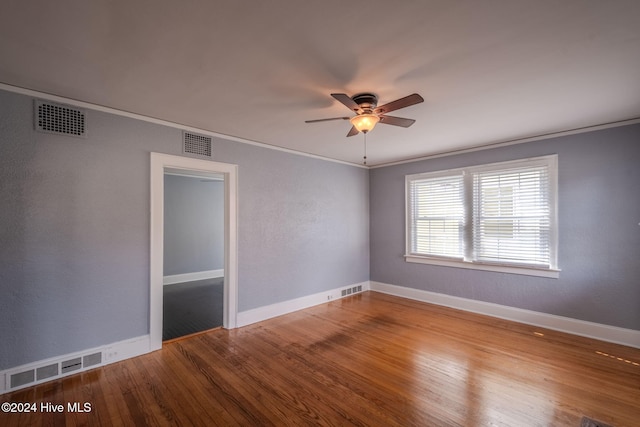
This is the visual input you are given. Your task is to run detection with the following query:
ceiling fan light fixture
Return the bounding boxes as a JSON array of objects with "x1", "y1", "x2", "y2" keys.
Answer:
[{"x1": 350, "y1": 114, "x2": 380, "y2": 133}]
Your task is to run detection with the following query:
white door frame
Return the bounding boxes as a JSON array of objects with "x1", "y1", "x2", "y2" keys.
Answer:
[{"x1": 149, "y1": 152, "x2": 238, "y2": 351}]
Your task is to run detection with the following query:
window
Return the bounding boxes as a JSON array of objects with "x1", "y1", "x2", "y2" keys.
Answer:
[
  {"x1": 406, "y1": 155, "x2": 559, "y2": 278},
  {"x1": 408, "y1": 173, "x2": 465, "y2": 259}
]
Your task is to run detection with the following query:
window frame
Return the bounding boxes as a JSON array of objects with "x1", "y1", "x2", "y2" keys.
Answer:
[
  {"x1": 405, "y1": 155, "x2": 559, "y2": 278},
  {"x1": 407, "y1": 171, "x2": 466, "y2": 260}
]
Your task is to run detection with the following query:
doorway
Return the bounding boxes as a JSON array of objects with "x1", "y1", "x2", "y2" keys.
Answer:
[
  {"x1": 162, "y1": 172, "x2": 224, "y2": 340},
  {"x1": 150, "y1": 153, "x2": 238, "y2": 351}
]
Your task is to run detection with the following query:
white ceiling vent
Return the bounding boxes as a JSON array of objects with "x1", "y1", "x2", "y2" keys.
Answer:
[
  {"x1": 183, "y1": 131, "x2": 212, "y2": 158},
  {"x1": 34, "y1": 100, "x2": 86, "y2": 137}
]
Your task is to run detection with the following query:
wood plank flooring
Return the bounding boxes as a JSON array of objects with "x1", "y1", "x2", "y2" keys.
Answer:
[{"x1": 2, "y1": 291, "x2": 639, "y2": 426}]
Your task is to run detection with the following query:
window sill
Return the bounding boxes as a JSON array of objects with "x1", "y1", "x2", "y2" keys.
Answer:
[{"x1": 404, "y1": 255, "x2": 560, "y2": 278}]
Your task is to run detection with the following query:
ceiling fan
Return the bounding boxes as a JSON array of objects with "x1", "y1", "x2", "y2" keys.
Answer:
[{"x1": 305, "y1": 92, "x2": 424, "y2": 137}]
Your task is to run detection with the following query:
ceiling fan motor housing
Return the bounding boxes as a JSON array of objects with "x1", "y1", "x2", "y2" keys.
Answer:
[{"x1": 352, "y1": 93, "x2": 378, "y2": 111}]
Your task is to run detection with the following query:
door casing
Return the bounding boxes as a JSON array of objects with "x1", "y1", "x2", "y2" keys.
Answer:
[{"x1": 150, "y1": 152, "x2": 238, "y2": 351}]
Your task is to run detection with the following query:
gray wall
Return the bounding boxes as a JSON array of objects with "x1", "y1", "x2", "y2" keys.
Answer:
[
  {"x1": 370, "y1": 123, "x2": 640, "y2": 330},
  {"x1": 163, "y1": 175, "x2": 224, "y2": 276},
  {"x1": 0, "y1": 89, "x2": 369, "y2": 370}
]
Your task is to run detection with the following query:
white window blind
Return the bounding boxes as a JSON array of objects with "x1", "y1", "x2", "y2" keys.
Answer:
[
  {"x1": 473, "y1": 165, "x2": 551, "y2": 267},
  {"x1": 408, "y1": 174, "x2": 464, "y2": 259},
  {"x1": 405, "y1": 155, "x2": 558, "y2": 276}
]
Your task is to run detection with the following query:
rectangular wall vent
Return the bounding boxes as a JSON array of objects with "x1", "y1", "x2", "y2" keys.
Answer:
[
  {"x1": 5, "y1": 351, "x2": 104, "y2": 393},
  {"x1": 341, "y1": 285, "x2": 363, "y2": 297},
  {"x1": 3, "y1": 335, "x2": 148, "y2": 394},
  {"x1": 34, "y1": 100, "x2": 86, "y2": 137},
  {"x1": 183, "y1": 131, "x2": 212, "y2": 158}
]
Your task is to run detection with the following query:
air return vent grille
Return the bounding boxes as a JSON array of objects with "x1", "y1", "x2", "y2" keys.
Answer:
[
  {"x1": 183, "y1": 131, "x2": 212, "y2": 158},
  {"x1": 341, "y1": 285, "x2": 363, "y2": 297},
  {"x1": 35, "y1": 100, "x2": 86, "y2": 137},
  {"x1": 4, "y1": 351, "x2": 103, "y2": 393}
]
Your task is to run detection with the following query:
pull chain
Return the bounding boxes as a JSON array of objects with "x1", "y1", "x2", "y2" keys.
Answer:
[{"x1": 363, "y1": 132, "x2": 367, "y2": 165}]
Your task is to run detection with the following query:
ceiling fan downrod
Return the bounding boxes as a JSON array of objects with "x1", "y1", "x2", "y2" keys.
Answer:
[{"x1": 363, "y1": 132, "x2": 367, "y2": 165}]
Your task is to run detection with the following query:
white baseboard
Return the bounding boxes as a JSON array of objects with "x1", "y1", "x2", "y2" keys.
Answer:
[
  {"x1": 237, "y1": 281, "x2": 370, "y2": 327},
  {"x1": 369, "y1": 281, "x2": 640, "y2": 349},
  {"x1": 163, "y1": 269, "x2": 224, "y2": 285},
  {"x1": 0, "y1": 335, "x2": 151, "y2": 395}
]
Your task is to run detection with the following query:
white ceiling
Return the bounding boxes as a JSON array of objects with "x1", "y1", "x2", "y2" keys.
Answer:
[{"x1": 1, "y1": 0, "x2": 639, "y2": 166}]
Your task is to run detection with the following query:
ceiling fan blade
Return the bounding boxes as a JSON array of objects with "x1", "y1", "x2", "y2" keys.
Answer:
[
  {"x1": 331, "y1": 93, "x2": 361, "y2": 112},
  {"x1": 346, "y1": 126, "x2": 359, "y2": 137},
  {"x1": 379, "y1": 115, "x2": 416, "y2": 127},
  {"x1": 305, "y1": 117, "x2": 351, "y2": 123},
  {"x1": 374, "y1": 93, "x2": 424, "y2": 115}
]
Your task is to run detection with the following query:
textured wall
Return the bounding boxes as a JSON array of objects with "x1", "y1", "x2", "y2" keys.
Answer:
[
  {"x1": 370, "y1": 123, "x2": 640, "y2": 330},
  {"x1": 0, "y1": 89, "x2": 369, "y2": 369},
  {"x1": 211, "y1": 139, "x2": 370, "y2": 311},
  {"x1": 163, "y1": 175, "x2": 224, "y2": 276}
]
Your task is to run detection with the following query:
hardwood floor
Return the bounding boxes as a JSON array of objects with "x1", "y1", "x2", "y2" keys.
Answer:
[{"x1": 2, "y1": 291, "x2": 639, "y2": 426}]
